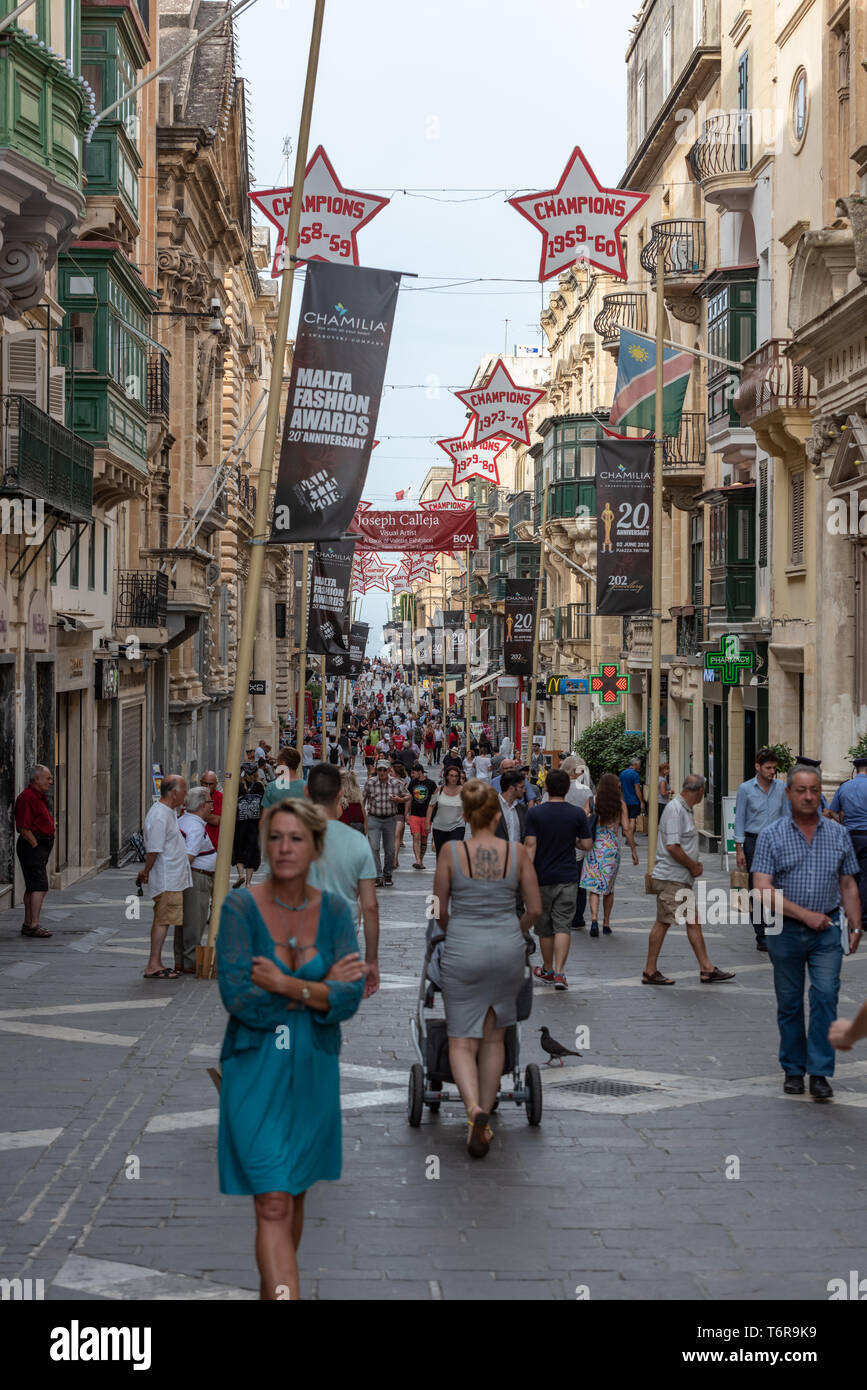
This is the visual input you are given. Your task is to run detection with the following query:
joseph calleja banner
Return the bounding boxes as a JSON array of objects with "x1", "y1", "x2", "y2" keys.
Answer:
[
  {"x1": 270, "y1": 261, "x2": 401, "y2": 543},
  {"x1": 349, "y1": 507, "x2": 477, "y2": 552},
  {"x1": 594, "y1": 438, "x2": 653, "y2": 617},
  {"x1": 306, "y1": 542, "x2": 355, "y2": 674}
]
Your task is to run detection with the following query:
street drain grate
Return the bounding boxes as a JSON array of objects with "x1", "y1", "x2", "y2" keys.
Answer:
[{"x1": 560, "y1": 1079, "x2": 658, "y2": 1097}]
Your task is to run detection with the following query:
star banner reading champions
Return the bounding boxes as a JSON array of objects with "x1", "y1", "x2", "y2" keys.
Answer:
[{"x1": 271, "y1": 262, "x2": 402, "y2": 543}]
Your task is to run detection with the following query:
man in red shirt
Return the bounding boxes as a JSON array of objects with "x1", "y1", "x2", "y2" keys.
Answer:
[
  {"x1": 199, "y1": 771, "x2": 222, "y2": 850},
  {"x1": 392, "y1": 731, "x2": 405, "y2": 753},
  {"x1": 15, "y1": 765, "x2": 56, "y2": 938}
]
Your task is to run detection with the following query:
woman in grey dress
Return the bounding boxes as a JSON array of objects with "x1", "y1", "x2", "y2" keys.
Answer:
[{"x1": 432, "y1": 780, "x2": 541, "y2": 1157}]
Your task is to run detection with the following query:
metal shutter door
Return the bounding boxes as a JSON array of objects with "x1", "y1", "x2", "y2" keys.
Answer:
[{"x1": 121, "y1": 704, "x2": 143, "y2": 840}]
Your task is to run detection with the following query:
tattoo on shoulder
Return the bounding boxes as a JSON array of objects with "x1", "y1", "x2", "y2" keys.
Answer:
[{"x1": 473, "y1": 847, "x2": 502, "y2": 880}]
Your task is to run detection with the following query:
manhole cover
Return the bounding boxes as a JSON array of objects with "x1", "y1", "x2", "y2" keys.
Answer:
[{"x1": 561, "y1": 1079, "x2": 658, "y2": 1097}]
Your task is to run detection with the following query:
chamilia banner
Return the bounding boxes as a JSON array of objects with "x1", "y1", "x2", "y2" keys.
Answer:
[
  {"x1": 271, "y1": 261, "x2": 402, "y2": 542},
  {"x1": 594, "y1": 438, "x2": 653, "y2": 616},
  {"x1": 504, "y1": 579, "x2": 536, "y2": 675},
  {"x1": 306, "y1": 541, "x2": 356, "y2": 673}
]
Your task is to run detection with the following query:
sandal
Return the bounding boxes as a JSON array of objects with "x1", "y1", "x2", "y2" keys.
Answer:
[
  {"x1": 700, "y1": 967, "x2": 736, "y2": 984},
  {"x1": 21, "y1": 925, "x2": 52, "y2": 938},
  {"x1": 642, "y1": 970, "x2": 675, "y2": 985},
  {"x1": 143, "y1": 967, "x2": 180, "y2": 980},
  {"x1": 466, "y1": 1108, "x2": 492, "y2": 1158}
]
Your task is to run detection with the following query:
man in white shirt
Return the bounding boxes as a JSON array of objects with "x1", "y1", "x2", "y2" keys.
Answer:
[
  {"x1": 302, "y1": 739, "x2": 316, "y2": 780},
  {"x1": 177, "y1": 785, "x2": 217, "y2": 974},
  {"x1": 139, "y1": 776, "x2": 192, "y2": 980},
  {"x1": 643, "y1": 774, "x2": 735, "y2": 987},
  {"x1": 254, "y1": 742, "x2": 266, "y2": 761}
]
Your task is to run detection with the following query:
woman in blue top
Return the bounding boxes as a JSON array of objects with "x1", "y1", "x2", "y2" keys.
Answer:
[{"x1": 216, "y1": 797, "x2": 367, "y2": 1300}]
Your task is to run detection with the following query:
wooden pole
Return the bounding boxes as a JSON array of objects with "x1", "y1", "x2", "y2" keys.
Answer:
[
  {"x1": 296, "y1": 542, "x2": 310, "y2": 755},
  {"x1": 526, "y1": 468, "x2": 549, "y2": 772},
  {"x1": 645, "y1": 241, "x2": 666, "y2": 892},
  {"x1": 442, "y1": 564, "x2": 448, "y2": 726},
  {"x1": 464, "y1": 546, "x2": 471, "y2": 755},
  {"x1": 320, "y1": 656, "x2": 328, "y2": 760},
  {"x1": 201, "y1": 0, "x2": 327, "y2": 974}
]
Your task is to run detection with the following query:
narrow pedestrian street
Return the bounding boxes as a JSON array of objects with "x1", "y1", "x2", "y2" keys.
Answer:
[{"x1": 2, "y1": 804, "x2": 865, "y2": 1302}]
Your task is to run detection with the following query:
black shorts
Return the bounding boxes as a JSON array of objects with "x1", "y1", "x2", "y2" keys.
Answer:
[{"x1": 17, "y1": 835, "x2": 54, "y2": 893}]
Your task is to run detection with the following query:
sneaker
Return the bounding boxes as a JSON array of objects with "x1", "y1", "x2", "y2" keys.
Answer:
[
  {"x1": 553, "y1": 973, "x2": 568, "y2": 991},
  {"x1": 589, "y1": 922, "x2": 599, "y2": 938},
  {"x1": 383, "y1": 878, "x2": 394, "y2": 888},
  {"x1": 533, "y1": 966, "x2": 555, "y2": 983},
  {"x1": 375, "y1": 877, "x2": 384, "y2": 888},
  {"x1": 602, "y1": 924, "x2": 612, "y2": 936}
]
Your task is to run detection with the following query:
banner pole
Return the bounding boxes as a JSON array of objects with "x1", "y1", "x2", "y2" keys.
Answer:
[
  {"x1": 645, "y1": 242, "x2": 666, "y2": 893},
  {"x1": 201, "y1": 0, "x2": 326, "y2": 973},
  {"x1": 526, "y1": 468, "x2": 549, "y2": 772},
  {"x1": 464, "y1": 546, "x2": 471, "y2": 755},
  {"x1": 321, "y1": 656, "x2": 328, "y2": 760},
  {"x1": 442, "y1": 564, "x2": 448, "y2": 725},
  {"x1": 296, "y1": 543, "x2": 310, "y2": 755}
]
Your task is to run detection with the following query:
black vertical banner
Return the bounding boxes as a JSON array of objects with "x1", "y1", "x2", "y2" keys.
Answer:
[
  {"x1": 443, "y1": 610, "x2": 466, "y2": 674},
  {"x1": 504, "y1": 579, "x2": 535, "y2": 674},
  {"x1": 307, "y1": 542, "x2": 355, "y2": 674},
  {"x1": 348, "y1": 622, "x2": 369, "y2": 677},
  {"x1": 270, "y1": 261, "x2": 402, "y2": 542},
  {"x1": 594, "y1": 438, "x2": 653, "y2": 616}
]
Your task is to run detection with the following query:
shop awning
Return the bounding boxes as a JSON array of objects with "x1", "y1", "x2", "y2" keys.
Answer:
[
  {"x1": 454, "y1": 666, "x2": 504, "y2": 698},
  {"x1": 55, "y1": 612, "x2": 104, "y2": 632}
]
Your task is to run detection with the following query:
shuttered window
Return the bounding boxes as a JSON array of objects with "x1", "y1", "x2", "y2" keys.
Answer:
[
  {"x1": 758, "y1": 460, "x2": 768, "y2": 567},
  {"x1": 120, "y1": 704, "x2": 143, "y2": 841},
  {"x1": 790, "y1": 471, "x2": 805, "y2": 566}
]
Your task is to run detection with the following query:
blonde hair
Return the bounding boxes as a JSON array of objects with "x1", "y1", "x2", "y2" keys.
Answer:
[
  {"x1": 341, "y1": 768, "x2": 362, "y2": 805},
  {"x1": 259, "y1": 798, "x2": 327, "y2": 857},
  {"x1": 460, "y1": 777, "x2": 500, "y2": 832}
]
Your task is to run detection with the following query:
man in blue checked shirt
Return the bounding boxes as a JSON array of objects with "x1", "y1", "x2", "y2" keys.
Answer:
[
  {"x1": 734, "y1": 748, "x2": 787, "y2": 952},
  {"x1": 752, "y1": 764, "x2": 862, "y2": 1102}
]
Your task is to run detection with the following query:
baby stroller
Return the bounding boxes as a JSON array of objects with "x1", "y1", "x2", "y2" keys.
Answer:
[{"x1": 407, "y1": 919, "x2": 543, "y2": 1127}]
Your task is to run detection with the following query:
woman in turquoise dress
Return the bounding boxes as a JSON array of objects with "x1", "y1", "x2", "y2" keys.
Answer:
[
  {"x1": 216, "y1": 796, "x2": 366, "y2": 1300},
  {"x1": 580, "y1": 773, "x2": 638, "y2": 937}
]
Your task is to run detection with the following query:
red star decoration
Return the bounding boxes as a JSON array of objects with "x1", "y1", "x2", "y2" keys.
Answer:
[
  {"x1": 455, "y1": 358, "x2": 547, "y2": 447},
  {"x1": 249, "y1": 146, "x2": 390, "y2": 278},
  {"x1": 436, "y1": 419, "x2": 511, "y2": 488},
  {"x1": 508, "y1": 146, "x2": 648, "y2": 282},
  {"x1": 419, "y1": 482, "x2": 473, "y2": 513}
]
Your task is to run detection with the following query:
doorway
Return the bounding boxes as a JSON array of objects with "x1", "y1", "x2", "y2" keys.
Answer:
[{"x1": 55, "y1": 690, "x2": 83, "y2": 871}]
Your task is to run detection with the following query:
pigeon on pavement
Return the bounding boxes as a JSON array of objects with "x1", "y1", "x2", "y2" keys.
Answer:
[{"x1": 538, "y1": 1026, "x2": 581, "y2": 1066}]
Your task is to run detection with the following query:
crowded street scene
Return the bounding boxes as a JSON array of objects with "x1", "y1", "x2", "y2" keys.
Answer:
[{"x1": 1, "y1": 0, "x2": 866, "y2": 1362}]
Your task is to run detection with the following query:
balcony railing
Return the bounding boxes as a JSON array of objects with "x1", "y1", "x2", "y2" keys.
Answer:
[
  {"x1": 1, "y1": 394, "x2": 93, "y2": 525},
  {"x1": 554, "y1": 603, "x2": 591, "y2": 642},
  {"x1": 116, "y1": 570, "x2": 169, "y2": 628},
  {"x1": 663, "y1": 412, "x2": 707, "y2": 471},
  {"x1": 471, "y1": 548, "x2": 490, "y2": 573},
  {"x1": 640, "y1": 220, "x2": 706, "y2": 279},
  {"x1": 508, "y1": 491, "x2": 533, "y2": 535},
  {"x1": 687, "y1": 111, "x2": 753, "y2": 183},
  {"x1": 732, "y1": 339, "x2": 816, "y2": 427},
  {"x1": 487, "y1": 575, "x2": 507, "y2": 601},
  {"x1": 147, "y1": 353, "x2": 169, "y2": 418},
  {"x1": 675, "y1": 609, "x2": 707, "y2": 657},
  {"x1": 593, "y1": 292, "x2": 648, "y2": 345}
]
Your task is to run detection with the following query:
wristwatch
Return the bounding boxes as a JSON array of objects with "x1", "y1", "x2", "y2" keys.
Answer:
[{"x1": 299, "y1": 985, "x2": 312, "y2": 1002}]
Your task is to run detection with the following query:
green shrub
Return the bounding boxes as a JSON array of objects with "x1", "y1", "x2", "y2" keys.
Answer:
[
  {"x1": 575, "y1": 714, "x2": 647, "y2": 784},
  {"x1": 763, "y1": 743, "x2": 795, "y2": 773},
  {"x1": 848, "y1": 732, "x2": 867, "y2": 761}
]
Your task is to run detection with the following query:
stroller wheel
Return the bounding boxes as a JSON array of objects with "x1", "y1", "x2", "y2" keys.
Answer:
[
  {"x1": 426, "y1": 1101, "x2": 440, "y2": 1112},
  {"x1": 408, "y1": 1063, "x2": 424, "y2": 1127},
  {"x1": 524, "y1": 1064, "x2": 543, "y2": 1126}
]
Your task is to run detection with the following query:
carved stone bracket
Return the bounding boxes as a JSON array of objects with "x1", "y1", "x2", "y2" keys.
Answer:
[
  {"x1": 836, "y1": 197, "x2": 867, "y2": 283},
  {"x1": 157, "y1": 248, "x2": 211, "y2": 311},
  {"x1": 663, "y1": 484, "x2": 703, "y2": 513},
  {"x1": 665, "y1": 295, "x2": 701, "y2": 324}
]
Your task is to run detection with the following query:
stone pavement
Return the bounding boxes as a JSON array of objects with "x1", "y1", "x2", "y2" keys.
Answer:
[{"x1": 1, "y1": 793, "x2": 866, "y2": 1302}]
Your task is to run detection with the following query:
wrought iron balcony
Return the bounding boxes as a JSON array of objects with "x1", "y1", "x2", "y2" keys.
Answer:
[
  {"x1": 675, "y1": 608, "x2": 708, "y2": 657},
  {"x1": 687, "y1": 112, "x2": 753, "y2": 186},
  {"x1": 732, "y1": 339, "x2": 816, "y2": 427},
  {"x1": 640, "y1": 220, "x2": 707, "y2": 279},
  {"x1": 663, "y1": 412, "x2": 707, "y2": 472},
  {"x1": 116, "y1": 570, "x2": 169, "y2": 628},
  {"x1": 147, "y1": 352, "x2": 169, "y2": 419},
  {"x1": 554, "y1": 603, "x2": 591, "y2": 642},
  {"x1": 593, "y1": 292, "x2": 648, "y2": 350},
  {"x1": 509, "y1": 490, "x2": 533, "y2": 535},
  {"x1": 1, "y1": 394, "x2": 93, "y2": 525},
  {"x1": 471, "y1": 548, "x2": 490, "y2": 573}
]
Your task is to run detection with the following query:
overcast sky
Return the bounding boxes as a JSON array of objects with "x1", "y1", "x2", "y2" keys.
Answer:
[{"x1": 237, "y1": 0, "x2": 636, "y2": 634}]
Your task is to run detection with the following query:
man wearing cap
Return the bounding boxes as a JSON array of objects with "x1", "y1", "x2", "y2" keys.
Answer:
[
  {"x1": 829, "y1": 755, "x2": 867, "y2": 934},
  {"x1": 363, "y1": 760, "x2": 404, "y2": 887},
  {"x1": 734, "y1": 748, "x2": 788, "y2": 952},
  {"x1": 752, "y1": 763, "x2": 862, "y2": 1101}
]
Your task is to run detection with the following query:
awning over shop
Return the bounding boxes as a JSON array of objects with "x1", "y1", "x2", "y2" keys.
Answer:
[{"x1": 454, "y1": 666, "x2": 504, "y2": 698}]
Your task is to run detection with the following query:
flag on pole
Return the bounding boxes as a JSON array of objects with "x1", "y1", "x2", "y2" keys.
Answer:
[
  {"x1": 608, "y1": 329, "x2": 692, "y2": 436},
  {"x1": 395, "y1": 484, "x2": 414, "y2": 501}
]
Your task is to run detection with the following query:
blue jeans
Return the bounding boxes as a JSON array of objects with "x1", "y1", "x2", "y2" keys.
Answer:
[{"x1": 766, "y1": 917, "x2": 843, "y2": 1077}]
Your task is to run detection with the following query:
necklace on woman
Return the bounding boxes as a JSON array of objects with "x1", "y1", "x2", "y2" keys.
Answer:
[{"x1": 273, "y1": 893, "x2": 309, "y2": 912}]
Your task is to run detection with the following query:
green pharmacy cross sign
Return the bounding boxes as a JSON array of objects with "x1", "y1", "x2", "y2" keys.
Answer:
[
  {"x1": 590, "y1": 662, "x2": 630, "y2": 705},
  {"x1": 705, "y1": 634, "x2": 754, "y2": 686}
]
